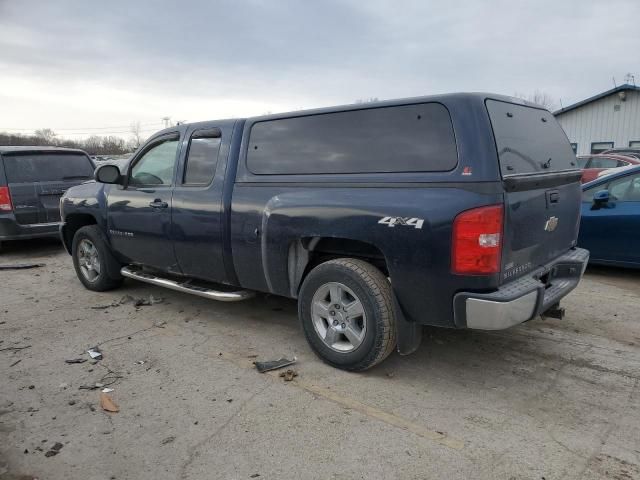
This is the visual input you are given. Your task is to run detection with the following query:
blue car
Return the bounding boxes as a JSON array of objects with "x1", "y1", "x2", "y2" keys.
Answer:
[{"x1": 580, "y1": 165, "x2": 640, "y2": 268}]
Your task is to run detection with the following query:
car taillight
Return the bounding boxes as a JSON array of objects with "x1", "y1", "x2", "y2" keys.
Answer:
[
  {"x1": 452, "y1": 204, "x2": 503, "y2": 275},
  {"x1": 0, "y1": 186, "x2": 12, "y2": 212}
]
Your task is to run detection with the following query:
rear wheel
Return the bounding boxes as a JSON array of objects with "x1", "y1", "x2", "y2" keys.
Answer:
[
  {"x1": 72, "y1": 225, "x2": 123, "y2": 291},
  {"x1": 298, "y1": 258, "x2": 396, "y2": 371}
]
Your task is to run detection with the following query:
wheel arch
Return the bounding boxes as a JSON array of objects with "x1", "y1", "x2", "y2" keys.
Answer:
[
  {"x1": 288, "y1": 236, "x2": 388, "y2": 298},
  {"x1": 61, "y1": 213, "x2": 98, "y2": 254}
]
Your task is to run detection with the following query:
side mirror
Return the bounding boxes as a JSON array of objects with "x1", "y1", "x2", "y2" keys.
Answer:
[
  {"x1": 591, "y1": 189, "x2": 610, "y2": 210},
  {"x1": 95, "y1": 164, "x2": 123, "y2": 185}
]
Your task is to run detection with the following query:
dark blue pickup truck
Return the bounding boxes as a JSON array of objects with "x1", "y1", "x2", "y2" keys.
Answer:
[{"x1": 60, "y1": 93, "x2": 589, "y2": 371}]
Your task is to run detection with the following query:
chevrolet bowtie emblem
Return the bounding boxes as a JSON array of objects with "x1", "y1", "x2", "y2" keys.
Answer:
[{"x1": 544, "y1": 216, "x2": 559, "y2": 232}]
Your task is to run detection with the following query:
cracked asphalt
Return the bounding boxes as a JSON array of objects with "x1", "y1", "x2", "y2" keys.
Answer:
[{"x1": 1, "y1": 238, "x2": 639, "y2": 480}]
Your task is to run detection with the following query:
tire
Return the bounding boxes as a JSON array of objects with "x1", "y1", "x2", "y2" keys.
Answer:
[
  {"x1": 72, "y1": 225, "x2": 123, "y2": 291},
  {"x1": 298, "y1": 258, "x2": 397, "y2": 371}
]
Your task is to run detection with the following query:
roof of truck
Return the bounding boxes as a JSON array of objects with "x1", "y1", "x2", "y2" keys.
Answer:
[
  {"x1": 0, "y1": 146, "x2": 89, "y2": 155},
  {"x1": 247, "y1": 92, "x2": 542, "y2": 122},
  {"x1": 147, "y1": 92, "x2": 544, "y2": 140}
]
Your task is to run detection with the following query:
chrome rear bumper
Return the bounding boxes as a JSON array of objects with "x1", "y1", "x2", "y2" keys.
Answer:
[{"x1": 453, "y1": 248, "x2": 589, "y2": 330}]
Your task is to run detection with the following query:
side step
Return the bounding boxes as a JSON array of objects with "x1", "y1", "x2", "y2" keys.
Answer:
[{"x1": 120, "y1": 266, "x2": 254, "y2": 302}]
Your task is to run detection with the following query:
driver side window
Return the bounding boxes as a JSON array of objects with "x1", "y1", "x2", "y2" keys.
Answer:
[
  {"x1": 582, "y1": 173, "x2": 640, "y2": 202},
  {"x1": 609, "y1": 174, "x2": 640, "y2": 202},
  {"x1": 130, "y1": 139, "x2": 179, "y2": 186}
]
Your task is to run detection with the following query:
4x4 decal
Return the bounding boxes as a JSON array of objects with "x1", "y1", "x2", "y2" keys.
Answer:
[{"x1": 378, "y1": 216, "x2": 424, "y2": 229}]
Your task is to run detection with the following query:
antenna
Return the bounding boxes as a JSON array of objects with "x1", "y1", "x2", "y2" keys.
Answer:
[
  {"x1": 613, "y1": 76, "x2": 617, "y2": 88},
  {"x1": 624, "y1": 73, "x2": 636, "y2": 86}
]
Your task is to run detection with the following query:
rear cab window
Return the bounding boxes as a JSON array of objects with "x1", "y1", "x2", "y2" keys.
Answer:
[
  {"x1": 183, "y1": 128, "x2": 222, "y2": 185},
  {"x1": 247, "y1": 102, "x2": 458, "y2": 175},
  {"x1": 3, "y1": 153, "x2": 94, "y2": 183},
  {"x1": 486, "y1": 99, "x2": 577, "y2": 177}
]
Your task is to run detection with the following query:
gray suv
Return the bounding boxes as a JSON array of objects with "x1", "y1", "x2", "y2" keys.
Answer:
[{"x1": 0, "y1": 147, "x2": 95, "y2": 248}]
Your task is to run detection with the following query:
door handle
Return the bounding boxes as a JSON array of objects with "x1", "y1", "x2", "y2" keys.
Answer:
[{"x1": 149, "y1": 199, "x2": 168, "y2": 209}]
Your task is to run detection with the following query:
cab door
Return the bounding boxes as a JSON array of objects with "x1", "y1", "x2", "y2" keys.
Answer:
[
  {"x1": 171, "y1": 124, "x2": 229, "y2": 283},
  {"x1": 107, "y1": 133, "x2": 182, "y2": 272}
]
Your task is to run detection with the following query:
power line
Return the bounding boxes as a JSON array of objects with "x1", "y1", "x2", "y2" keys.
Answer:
[
  {"x1": 0, "y1": 128, "x2": 163, "y2": 137},
  {"x1": 0, "y1": 122, "x2": 164, "y2": 132},
  {"x1": 49, "y1": 128, "x2": 162, "y2": 135}
]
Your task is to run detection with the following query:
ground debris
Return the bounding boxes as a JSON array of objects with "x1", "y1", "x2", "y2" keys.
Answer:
[
  {"x1": 0, "y1": 263, "x2": 45, "y2": 270},
  {"x1": 161, "y1": 436, "x2": 175, "y2": 445},
  {"x1": 87, "y1": 347, "x2": 102, "y2": 360},
  {"x1": 10, "y1": 359, "x2": 22, "y2": 367},
  {"x1": 44, "y1": 442, "x2": 63, "y2": 457},
  {"x1": 65, "y1": 358, "x2": 87, "y2": 364},
  {"x1": 0, "y1": 345, "x2": 32, "y2": 353},
  {"x1": 279, "y1": 369, "x2": 298, "y2": 381},
  {"x1": 90, "y1": 301, "x2": 121, "y2": 310},
  {"x1": 79, "y1": 368, "x2": 123, "y2": 390},
  {"x1": 254, "y1": 357, "x2": 296, "y2": 373},
  {"x1": 100, "y1": 393, "x2": 119, "y2": 413},
  {"x1": 133, "y1": 295, "x2": 164, "y2": 308}
]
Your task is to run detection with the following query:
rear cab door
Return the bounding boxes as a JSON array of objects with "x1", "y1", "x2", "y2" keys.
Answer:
[
  {"x1": 1, "y1": 151, "x2": 94, "y2": 225},
  {"x1": 171, "y1": 122, "x2": 233, "y2": 283},
  {"x1": 485, "y1": 99, "x2": 582, "y2": 283}
]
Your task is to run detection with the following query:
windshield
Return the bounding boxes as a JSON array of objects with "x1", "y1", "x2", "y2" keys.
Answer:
[
  {"x1": 3, "y1": 153, "x2": 94, "y2": 183},
  {"x1": 486, "y1": 99, "x2": 577, "y2": 177}
]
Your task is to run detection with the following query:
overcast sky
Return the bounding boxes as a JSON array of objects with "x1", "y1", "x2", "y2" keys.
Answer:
[{"x1": 0, "y1": 0, "x2": 638, "y2": 140}]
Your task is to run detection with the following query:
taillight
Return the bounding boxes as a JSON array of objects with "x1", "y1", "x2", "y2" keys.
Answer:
[
  {"x1": 0, "y1": 186, "x2": 12, "y2": 212},
  {"x1": 452, "y1": 204, "x2": 503, "y2": 275}
]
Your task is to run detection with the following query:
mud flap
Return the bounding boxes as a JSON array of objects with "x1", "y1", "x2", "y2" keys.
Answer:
[{"x1": 393, "y1": 293, "x2": 422, "y2": 355}]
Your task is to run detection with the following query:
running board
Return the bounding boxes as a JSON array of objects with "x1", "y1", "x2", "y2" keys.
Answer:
[{"x1": 120, "y1": 266, "x2": 254, "y2": 302}]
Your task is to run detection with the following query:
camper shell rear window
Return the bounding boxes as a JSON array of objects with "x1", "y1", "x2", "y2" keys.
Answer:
[{"x1": 486, "y1": 99, "x2": 577, "y2": 177}]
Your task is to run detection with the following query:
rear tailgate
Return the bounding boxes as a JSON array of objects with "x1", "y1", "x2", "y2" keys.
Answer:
[
  {"x1": 485, "y1": 99, "x2": 582, "y2": 283},
  {"x1": 3, "y1": 152, "x2": 94, "y2": 224}
]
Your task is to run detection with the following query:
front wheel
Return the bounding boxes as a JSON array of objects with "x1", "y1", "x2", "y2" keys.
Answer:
[
  {"x1": 72, "y1": 225, "x2": 123, "y2": 291},
  {"x1": 298, "y1": 258, "x2": 397, "y2": 371}
]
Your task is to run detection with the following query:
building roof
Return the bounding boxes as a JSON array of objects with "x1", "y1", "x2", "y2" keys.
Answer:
[
  {"x1": 0, "y1": 146, "x2": 88, "y2": 155},
  {"x1": 554, "y1": 84, "x2": 640, "y2": 116}
]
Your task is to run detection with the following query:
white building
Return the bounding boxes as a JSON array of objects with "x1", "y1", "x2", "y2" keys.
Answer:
[{"x1": 554, "y1": 84, "x2": 640, "y2": 156}]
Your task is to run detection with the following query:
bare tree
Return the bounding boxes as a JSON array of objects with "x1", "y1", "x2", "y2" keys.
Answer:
[
  {"x1": 514, "y1": 90, "x2": 558, "y2": 111},
  {"x1": 102, "y1": 136, "x2": 126, "y2": 154},
  {"x1": 1, "y1": 130, "x2": 130, "y2": 155},
  {"x1": 84, "y1": 135, "x2": 102, "y2": 155},
  {"x1": 130, "y1": 121, "x2": 144, "y2": 149},
  {"x1": 34, "y1": 128, "x2": 56, "y2": 143}
]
